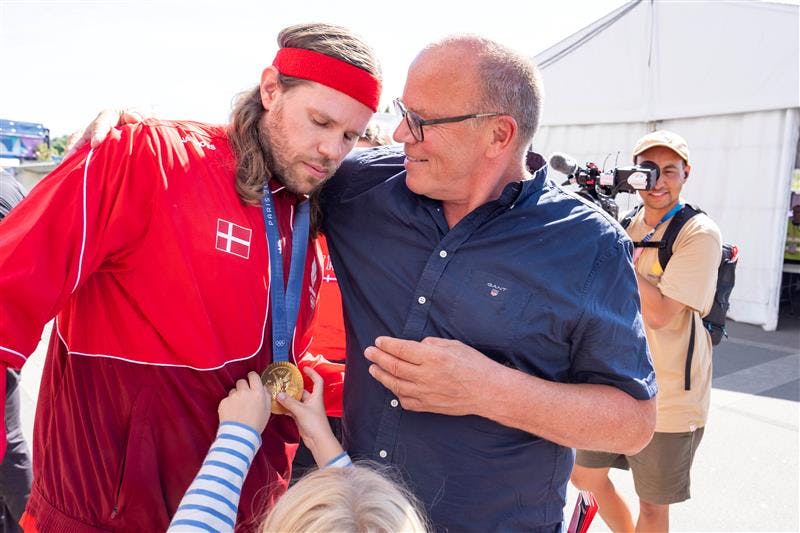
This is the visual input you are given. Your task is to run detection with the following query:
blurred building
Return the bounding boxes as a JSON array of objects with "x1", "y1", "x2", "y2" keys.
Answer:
[
  {"x1": 1, "y1": 119, "x2": 49, "y2": 161},
  {"x1": 0, "y1": 119, "x2": 58, "y2": 190}
]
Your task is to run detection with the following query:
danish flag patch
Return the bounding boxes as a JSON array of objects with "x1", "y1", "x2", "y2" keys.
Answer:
[{"x1": 216, "y1": 219, "x2": 252, "y2": 259}]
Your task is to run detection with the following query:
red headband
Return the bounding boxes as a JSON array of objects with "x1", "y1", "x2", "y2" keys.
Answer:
[{"x1": 272, "y1": 47, "x2": 381, "y2": 112}]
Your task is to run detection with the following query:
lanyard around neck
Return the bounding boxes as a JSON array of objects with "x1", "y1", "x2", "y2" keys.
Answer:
[
  {"x1": 261, "y1": 185, "x2": 310, "y2": 364},
  {"x1": 633, "y1": 202, "x2": 683, "y2": 264},
  {"x1": 641, "y1": 202, "x2": 683, "y2": 244}
]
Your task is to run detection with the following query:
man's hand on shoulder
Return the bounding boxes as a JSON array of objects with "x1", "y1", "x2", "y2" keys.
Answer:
[{"x1": 66, "y1": 109, "x2": 146, "y2": 157}]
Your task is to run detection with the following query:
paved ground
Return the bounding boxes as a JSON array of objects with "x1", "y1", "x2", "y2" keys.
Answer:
[{"x1": 17, "y1": 312, "x2": 800, "y2": 532}]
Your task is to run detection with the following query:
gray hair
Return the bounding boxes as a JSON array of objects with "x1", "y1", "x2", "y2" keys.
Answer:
[{"x1": 426, "y1": 35, "x2": 544, "y2": 152}]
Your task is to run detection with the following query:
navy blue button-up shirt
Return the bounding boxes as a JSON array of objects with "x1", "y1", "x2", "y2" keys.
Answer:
[{"x1": 321, "y1": 146, "x2": 656, "y2": 532}]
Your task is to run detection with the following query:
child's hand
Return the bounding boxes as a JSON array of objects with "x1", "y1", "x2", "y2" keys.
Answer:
[
  {"x1": 277, "y1": 367, "x2": 344, "y2": 466},
  {"x1": 218, "y1": 371, "x2": 271, "y2": 434}
]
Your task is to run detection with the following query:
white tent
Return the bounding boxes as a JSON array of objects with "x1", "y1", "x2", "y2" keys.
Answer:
[{"x1": 532, "y1": 0, "x2": 800, "y2": 331}]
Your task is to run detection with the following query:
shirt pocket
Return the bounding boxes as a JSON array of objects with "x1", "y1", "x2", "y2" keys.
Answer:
[{"x1": 446, "y1": 269, "x2": 533, "y2": 353}]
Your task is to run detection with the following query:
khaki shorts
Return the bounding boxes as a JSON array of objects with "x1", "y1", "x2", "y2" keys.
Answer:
[{"x1": 575, "y1": 428, "x2": 705, "y2": 505}]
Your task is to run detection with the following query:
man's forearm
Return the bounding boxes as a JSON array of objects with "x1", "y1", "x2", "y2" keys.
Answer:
[
  {"x1": 636, "y1": 272, "x2": 684, "y2": 329},
  {"x1": 479, "y1": 365, "x2": 656, "y2": 455},
  {"x1": 364, "y1": 335, "x2": 655, "y2": 453}
]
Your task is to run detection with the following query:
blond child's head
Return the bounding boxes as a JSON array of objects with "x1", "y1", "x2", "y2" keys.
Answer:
[{"x1": 261, "y1": 464, "x2": 428, "y2": 533}]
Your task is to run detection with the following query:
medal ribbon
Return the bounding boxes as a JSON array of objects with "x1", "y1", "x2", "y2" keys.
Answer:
[
  {"x1": 632, "y1": 202, "x2": 683, "y2": 264},
  {"x1": 261, "y1": 185, "x2": 311, "y2": 364}
]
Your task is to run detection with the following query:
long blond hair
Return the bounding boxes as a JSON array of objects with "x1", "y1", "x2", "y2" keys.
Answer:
[
  {"x1": 228, "y1": 23, "x2": 382, "y2": 207},
  {"x1": 260, "y1": 464, "x2": 429, "y2": 533}
]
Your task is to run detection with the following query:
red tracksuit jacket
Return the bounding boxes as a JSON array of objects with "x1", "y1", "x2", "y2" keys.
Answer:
[{"x1": 0, "y1": 120, "x2": 341, "y2": 532}]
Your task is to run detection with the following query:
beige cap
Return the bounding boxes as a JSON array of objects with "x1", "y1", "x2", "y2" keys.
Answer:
[{"x1": 632, "y1": 130, "x2": 689, "y2": 163}]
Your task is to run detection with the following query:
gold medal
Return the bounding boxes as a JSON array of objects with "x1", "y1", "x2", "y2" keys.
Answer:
[{"x1": 261, "y1": 361, "x2": 304, "y2": 415}]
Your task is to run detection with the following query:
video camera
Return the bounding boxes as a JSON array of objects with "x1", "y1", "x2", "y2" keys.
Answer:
[{"x1": 549, "y1": 152, "x2": 660, "y2": 219}]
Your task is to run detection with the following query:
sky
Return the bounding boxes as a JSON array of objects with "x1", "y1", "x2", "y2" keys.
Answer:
[{"x1": 0, "y1": 0, "x2": 631, "y2": 136}]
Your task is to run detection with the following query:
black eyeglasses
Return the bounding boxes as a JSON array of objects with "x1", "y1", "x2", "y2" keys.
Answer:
[{"x1": 393, "y1": 98, "x2": 505, "y2": 142}]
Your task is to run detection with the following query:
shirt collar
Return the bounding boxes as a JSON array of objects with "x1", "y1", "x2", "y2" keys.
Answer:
[
  {"x1": 506, "y1": 165, "x2": 547, "y2": 208},
  {"x1": 418, "y1": 167, "x2": 544, "y2": 215}
]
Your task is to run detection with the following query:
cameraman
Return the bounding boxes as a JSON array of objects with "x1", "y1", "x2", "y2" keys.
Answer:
[{"x1": 571, "y1": 131, "x2": 722, "y2": 532}]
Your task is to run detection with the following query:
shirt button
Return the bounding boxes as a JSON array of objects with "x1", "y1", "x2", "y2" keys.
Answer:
[
  {"x1": 390, "y1": 399, "x2": 399, "y2": 407},
  {"x1": 417, "y1": 296, "x2": 427, "y2": 304},
  {"x1": 379, "y1": 450, "x2": 388, "y2": 458},
  {"x1": 439, "y1": 250, "x2": 447, "y2": 258}
]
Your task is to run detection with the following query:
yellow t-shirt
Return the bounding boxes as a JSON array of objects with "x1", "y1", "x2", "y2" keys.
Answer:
[{"x1": 627, "y1": 205, "x2": 722, "y2": 433}]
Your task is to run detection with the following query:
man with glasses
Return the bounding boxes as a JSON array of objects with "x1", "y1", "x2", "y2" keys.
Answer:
[
  {"x1": 320, "y1": 36, "x2": 657, "y2": 531},
  {"x1": 79, "y1": 34, "x2": 656, "y2": 532}
]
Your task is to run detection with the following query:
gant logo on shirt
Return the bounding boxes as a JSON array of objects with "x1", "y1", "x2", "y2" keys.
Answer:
[
  {"x1": 216, "y1": 219, "x2": 252, "y2": 259},
  {"x1": 486, "y1": 282, "x2": 508, "y2": 297}
]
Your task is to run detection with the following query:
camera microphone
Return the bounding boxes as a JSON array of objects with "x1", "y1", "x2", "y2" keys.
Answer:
[
  {"x1": 549, "y1": 152, "x2": 579, "y2": 175},
  {"x1": 549, "y1": 152, "x2": 658, "y2": 193}
]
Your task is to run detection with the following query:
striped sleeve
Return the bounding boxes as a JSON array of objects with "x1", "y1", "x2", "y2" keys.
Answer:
[
  {"x1": 168, "y1": 421, "x2": 262, "y2": 533},
  {"x1": 325, "y1": 451, "x2": 353, "y2": 468}
]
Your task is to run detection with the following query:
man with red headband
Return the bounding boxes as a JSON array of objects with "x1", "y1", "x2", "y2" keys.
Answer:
[{"x1": 0, "y1": 23, "x2": 381, "y2": 532}]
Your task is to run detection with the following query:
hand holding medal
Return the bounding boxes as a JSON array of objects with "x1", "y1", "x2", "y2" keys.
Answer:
[
  {"x1": 265, "y1": 366, "x2": 345, "y2": 467},
  {"x1": 217, "y1": 371, "x2": 272, "y2": 433},
  {"x1": 261, "y1": 361, "x2": 304, "y2": 415}
]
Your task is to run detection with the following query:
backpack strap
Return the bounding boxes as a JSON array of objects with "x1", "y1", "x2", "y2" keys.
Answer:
[
  {"x1": 665, "y1": 204, "x2": 704, "y2": 391},
  {"x1": 619, "y1": 204, "x2": 643, "y2": 230},
  {"x1": 632, "y1": 241, "x2": 665, "y2": 249},
  {"x1": 685, "y1": 314, "x2": 695, "y2": 391},
  {"x1": 655, "y1": 204, "x2": 703, "y2": 270}
]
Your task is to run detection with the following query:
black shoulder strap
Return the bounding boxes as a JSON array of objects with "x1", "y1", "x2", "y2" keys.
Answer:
[
  {"x1": 685, "y1": 314, "x2": 695, "y2": 390},
  {"x1": 655, "y1": 204, "x2": 703, "y2": 270},
  {"x1": 619, "y1": 204, "x2": 643, "y2": 230}
]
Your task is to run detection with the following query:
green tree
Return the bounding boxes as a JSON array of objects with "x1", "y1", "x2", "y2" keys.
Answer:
[
  {"x1": 34, "y1": 142, "x2": 51, "y2": 161},
  {"x1": 51, "y1": 134, "x2": 69, "y2": 157},
  {"x1": 33, "y1": 135, "x2": 70, "y2": 161}
]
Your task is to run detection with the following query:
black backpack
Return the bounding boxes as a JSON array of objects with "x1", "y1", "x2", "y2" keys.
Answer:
[{"x1": 621, "y1": 204, "x2": 739, "y2": 390}]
